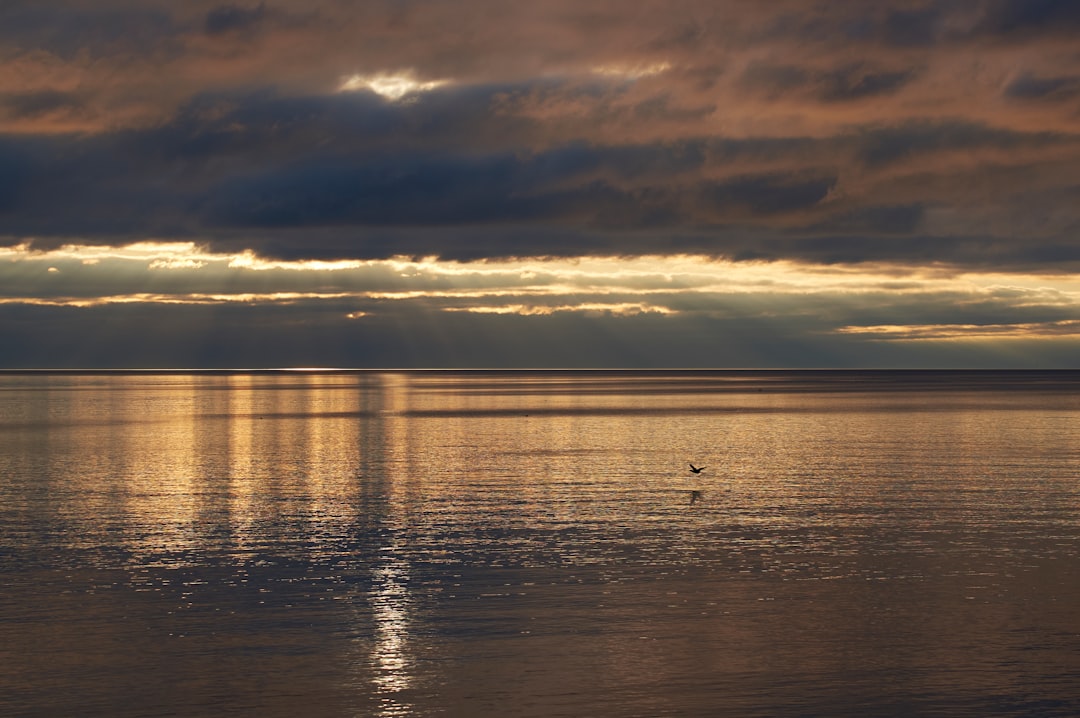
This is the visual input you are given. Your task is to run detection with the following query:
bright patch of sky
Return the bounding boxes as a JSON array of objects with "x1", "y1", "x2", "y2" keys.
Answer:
[
  {"x1": 339, "y1": 72, "x2": 449, "y2": 99},
  {"x1": 588, "y1": 61, "x2": 672, "y2": 79},
  {"x1": 2, "y1": 243, "x2": 1080, "y2": 343}
]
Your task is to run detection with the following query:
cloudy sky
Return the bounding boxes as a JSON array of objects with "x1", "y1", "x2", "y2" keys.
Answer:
[{"x1": 2, "y1": 0, "x2": 1080, "y2": 368}]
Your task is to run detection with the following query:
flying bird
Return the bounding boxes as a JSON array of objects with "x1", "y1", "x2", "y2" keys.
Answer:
[{"x1": 689, "y1": 463, "x2": 706, "y2": 474}]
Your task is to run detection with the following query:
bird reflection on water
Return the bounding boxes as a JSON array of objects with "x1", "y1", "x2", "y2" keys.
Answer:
[{"x1": 688, "y1": 463, "x2": 706, "y2": 504}]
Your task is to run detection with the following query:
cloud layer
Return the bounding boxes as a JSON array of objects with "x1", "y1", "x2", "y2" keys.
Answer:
[
  {"x1": 2, "y1": 0, "x2": 1079, "y2": 267},
  {"x1": 2, "y1": 1, "x2": 1079, "y2": 367}
]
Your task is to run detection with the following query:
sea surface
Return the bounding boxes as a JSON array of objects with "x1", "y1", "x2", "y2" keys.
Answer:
[{"x1": 2, "y1": 370, "x2": 1080, "y2": 717}]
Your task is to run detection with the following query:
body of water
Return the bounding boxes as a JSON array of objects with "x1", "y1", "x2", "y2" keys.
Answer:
[{"x1": 3, "y1": 370, "x2": 1080, "y2": 716}]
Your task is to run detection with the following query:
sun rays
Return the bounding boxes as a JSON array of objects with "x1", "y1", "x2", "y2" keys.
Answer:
[{"x1": 2, "y1": 242, "x2": 1079, "y2": 353}]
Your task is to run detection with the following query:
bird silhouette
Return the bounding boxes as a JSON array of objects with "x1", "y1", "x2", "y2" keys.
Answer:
[{"x1": 689, "y1": 463, "x2": 706, "y2": 474}]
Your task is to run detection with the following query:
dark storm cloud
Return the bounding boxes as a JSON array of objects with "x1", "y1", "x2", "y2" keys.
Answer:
[
  {"x1": 0, "y1": 0, "x2": 1078, "y2": 270},
  {"x1": 698, "y1": 174, "x2": 836, "y2": 214},
  {"x1": 741, "y1": 62, "x2": 918, "y2": 103},
  {"x1": 200, "y1": 148, "x2": 832, "y2": 230},
  {"x1": 725, "y1": 233, "x2": 1080, "y2": 269},
  {"x1": 6, "y1": 89, "x2": 1077, "y2": 267},
  {"x1": 975, "y1": 0, "x2": 1080, "y2": 38},
  {"x1": 122, "y1": 84, "x2": 545, "y2": 162},
  {"x1": 807, "y1": 204, "x2": 926, "y2": 236},
  {"x1": 739, "y1": 64, "x2": 809, "y2": 99},
  {"x1": 204, "y1": 3, "x2": 267, "y2": 36},
  {"x1": 758, "y1": 1, "x2": 1080, "y2": 46},
  {"x1": 1004, "y1": 73, "x2": 1080, "y2": 102},
  {"x1": 0, "y1": 137, "x2": 35, "y2": 212},
  {"x1": 853, "y1": 120, "x2": 1068, "y2": 168},
  {"x1": 200, "y1": 151, "x2": 590, "y2": 228},
  {"x1": 0, "y1": 132, "x2": 188, "y2": 238},
  {"x1": 818, "y1": 64, "x2": 917, "y2": 102},
  {"x1": 0, "y1": 90, "x2": 85, "y2": 120},
  {"x1": 0, "y1": 83, "x2": 840, "y2": 250},
  {"x1": 1, "y1": 115, "x2": 1077, "y2": 269},
  {"x1": 880, "y1": 7, "x2": 943, "y2": 47},
  {"x1": 0, "y1": 2, "x2": 178, "y2": 60}
]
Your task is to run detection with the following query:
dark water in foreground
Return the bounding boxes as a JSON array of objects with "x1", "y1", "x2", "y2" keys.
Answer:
[{"x1": 2, "y1": 370, "x2": 1080, "y2": 717}]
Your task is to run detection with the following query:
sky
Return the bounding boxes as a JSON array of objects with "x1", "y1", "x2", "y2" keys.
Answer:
[{"x1": 2, "y1": 0, "x2": 1080, "y2": 369}]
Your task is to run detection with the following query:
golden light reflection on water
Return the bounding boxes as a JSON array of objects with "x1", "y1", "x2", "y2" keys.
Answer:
[
  {"x1": 365, "y1": 372, "x2": 418, "y2": 716},
  {"x1": 5, "y1": 372, "x2": 1080, "y2": 717},
  {"x1": 370, "y1": 543, "x2": 415, "y2": 716}
]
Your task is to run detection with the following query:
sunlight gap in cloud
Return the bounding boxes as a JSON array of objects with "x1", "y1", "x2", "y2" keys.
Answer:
[
  {"x1": 227, "y1": 249, "x2": 367, "y2": 271},
  {"x1": 0, "y1": 292, "x2": 359, "y2": 307},
  {"x1": 3, "y1": 242, "x2": 1080, "y2": 338},
  {"x1": 444, "y1": 302, "x2": 674, "y2": 316},
  {"x1": 4, "y1": 241, "x2": 206, "y2": 263},
  {"x1": 588, "y1": 61, "x2": 672, "y2": 80},
  {"x1": 338, "y1": 71, "x2": 449, "y2": 99},
  {"x1": 835, "y1": 321, "x2": 1080, "y2": 341},
  {"x1": 6, "y1": 243, "x2": 1080, "y2": 295}
]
